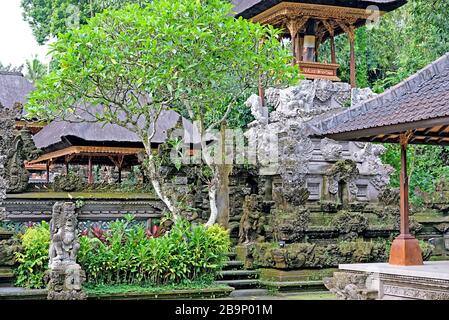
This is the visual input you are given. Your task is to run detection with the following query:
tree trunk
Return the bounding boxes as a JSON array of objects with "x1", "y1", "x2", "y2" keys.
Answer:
[
  {"x1": 205, "y1": 176, "x2": 218, "y2": 227},
  {"x1": 215, "y1": 163, "x2": 232, "y2": 228},
  {"x1": 205, "y1": 123, "x2": 233, "y2": 228},
  {"x1": 142, "y1": 142, "x2": 180, "y2": 221}
]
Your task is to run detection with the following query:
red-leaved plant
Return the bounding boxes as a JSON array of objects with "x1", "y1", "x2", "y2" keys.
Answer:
[
  {"x1": 91, "y1": 225, "x2": 108, "y2": 243},
  {"x1": 146, "y1": 225, "x2": 165, "y2": 239}
]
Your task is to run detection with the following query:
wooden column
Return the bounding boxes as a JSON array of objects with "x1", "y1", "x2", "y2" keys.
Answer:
[
  {"x1": 88, "y1": 156, "x2": 93, "y2": 184},
  {"x1": 46, "y1": 161, "x2": 50, "y2": 183},
  {"x1": 286, "y1": 18, "x2": 307, "y2": 66},
  {"x1": 323, "y1": 20, "x2": 336, "y2": 64},
  {"x1": 330, "y1": 35, "x2": 336, "y2": 64},
  {"x1": 389, "y1": 132, "x2": 423, "y2": 266},
  {"x1": 348, "y1": 26, "x2": 357, "y2": 88}
]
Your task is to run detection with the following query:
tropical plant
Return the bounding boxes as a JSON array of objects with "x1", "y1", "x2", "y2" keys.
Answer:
[
  {"x1": 24, "y1": 56, "x2": 48, "y2": 82},
  {"x1": 14, "y1": 222, "x2": 50, "y2": 289},
  {"x1": 78, "y1": 217, "x2": 230, "y2": 286}
]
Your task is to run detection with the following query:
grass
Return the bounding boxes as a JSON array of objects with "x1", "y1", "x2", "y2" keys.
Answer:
[{"x1": 84, "y1": 280, "x2": 229, "y2": 296}]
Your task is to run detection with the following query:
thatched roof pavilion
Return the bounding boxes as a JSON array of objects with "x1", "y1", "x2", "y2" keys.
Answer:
[
  {"x1": 0, "y1": 71, "x2": 44, "y2": 133},
  {"x1": 28, "y1": 107, "x2": 205, "y2": 183}
]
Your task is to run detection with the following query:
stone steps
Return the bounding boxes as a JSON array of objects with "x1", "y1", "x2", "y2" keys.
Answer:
[
  {"x1": 219, "y1": 270, "x2": 259, "y2": 280},
  {"x1": 229, "y1": 289, "x2": 269, "y2": 298},
  {"x1": 215, "y1": 279, "x2": 260, "y2": 290},
  {"x1": 224, "y1": 260, "x2": 244, "y2": 270},
  {"x1": 0, "y1": 268, "x2": 15, "y2": 287},
  {"x1": 260, "y1": 280, "x2": 326, "y2": 292}
]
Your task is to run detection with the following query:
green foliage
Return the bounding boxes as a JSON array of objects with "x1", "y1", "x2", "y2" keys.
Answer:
[
  {"x1": 78, "y1": 217, "x2": 230, "y2": 286},
  {"x1": 26, "y1": 0, "x2": 297, "y2": 130},
  {"x1": 25, "y1": 55, "x2": 48, "y2": 82},
  {"x1": 21, "y1": 0, "x2": 153, "y2": 45},
  {"x1": 381, "y1": 144, "x2": 449, "y2": 206},
  {"x1": 14, "y1": 222, "x2": 50, "y2": 289}
]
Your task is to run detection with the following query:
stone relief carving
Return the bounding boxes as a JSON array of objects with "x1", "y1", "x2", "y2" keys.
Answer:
[
  {"x1": 324, "y1": 271, "x2": 376, "y2": 300},
  {"x1": 47, "y1": 202, "x2": 86, "y2": 300},
  {"x1": 245, "y1": 94, "x2": 268, "y2": 126},
  {"x1": 0, "y1": 106, "x2": 16, "y2": 220},
  {"x1": 243, "y1": 79, "x2": 394, "y2": 208},
  {"x1": 353, "y1": 143, "x2": 394, "y2": 191},
  {"x1": 320, "y1": 137, "x2": 343, "y2": 160}
]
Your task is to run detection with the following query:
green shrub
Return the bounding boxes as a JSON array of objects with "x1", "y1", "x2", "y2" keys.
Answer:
[
  {"x1": 14, "y1": 222, "x2": 50, "y2": 289},
  {"x1": 78, "y1": 217, "x2": 230, "y2": 286},
  {"x1": 14, "y1": 217, "x2": 230, "y2": 288}
]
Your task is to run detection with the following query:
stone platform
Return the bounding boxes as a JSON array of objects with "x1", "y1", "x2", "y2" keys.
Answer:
[{"x1": 325, "y1": 261, "x2": 449, "y2": 300}]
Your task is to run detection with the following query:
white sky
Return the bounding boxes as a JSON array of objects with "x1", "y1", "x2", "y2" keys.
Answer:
[{"x1": 0, "y1": 0, "x2": 50, "y2": 67}]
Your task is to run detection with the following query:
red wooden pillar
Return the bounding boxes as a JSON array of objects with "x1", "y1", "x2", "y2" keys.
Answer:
[
  {"x1": 88, "y1": 156, "x2": 93, "y2": 185},
  {"x1": 348, "y1": 27, "x2": 357, "y2": 88},
  {"x1": 389, "y1": 133, "x2": 423, "y2": 266},
  {"x1": 46, "y1": 161, "x2": 50, "y2": 183}
]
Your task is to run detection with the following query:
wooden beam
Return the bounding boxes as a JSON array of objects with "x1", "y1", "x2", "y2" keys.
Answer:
[
  {"x1": 28, "y1": 145, "x2": 145, "y2": 165},
  {"x1": 325, "y1": 116, "x2": 449, "y2": 142}
]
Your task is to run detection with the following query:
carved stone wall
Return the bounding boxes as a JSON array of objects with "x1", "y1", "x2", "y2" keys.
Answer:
[
  {"x1": 0, "y1": 106, "x2": 16, "y2": 220},
  {"x1": 245, "y1": 79, "x2": 394, "y2": 207}
]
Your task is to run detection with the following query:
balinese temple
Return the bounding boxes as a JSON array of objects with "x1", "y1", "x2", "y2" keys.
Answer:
[{"x1": 233, "y1": 0, "x2": 407, "y2": 87}]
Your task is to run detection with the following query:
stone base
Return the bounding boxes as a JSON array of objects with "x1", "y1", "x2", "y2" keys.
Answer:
[
  {"x1": 389, "y1": 235, "x2": 423, "y2": 266},
  {"x1": 333, "y1": 261, "x2": 449, "y2": 300}
]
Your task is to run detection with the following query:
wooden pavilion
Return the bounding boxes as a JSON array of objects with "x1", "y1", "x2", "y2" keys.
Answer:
[
  {"x1": 313, "y1": 52, "x2": 449, "y2": 265},
  {"x1": 28, "y1": 109, "x2": 204, "y2": 184},
  {"x1": 233, "y1": 0, "x2": 407, "y2": 87}
]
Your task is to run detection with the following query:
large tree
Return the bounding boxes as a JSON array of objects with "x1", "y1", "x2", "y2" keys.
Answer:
[
  {"x1": 21, "y1": 0, "x2": 153, "y2": 45},
  {"x1": 26, "y1": 0, "x2": 297, "y2": 225}
]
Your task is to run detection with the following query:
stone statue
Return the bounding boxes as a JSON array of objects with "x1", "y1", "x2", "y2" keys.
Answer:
[
  {"x1": 320, "y1": 138, "x2": 343, "y2": 160},
  {"x1": 245, "y1": 94, "x2": 268, "y2": 126},
  {"x1": 239, "y1": 195, "x2": 267, "y2": 244},
  {"x1": 4, "y1": 128, "x2": 41, "y2": 193},
  {"x1": 324, "y1": 271, "x2": 377, "y2": 300},
  {"x1": 353, "y1": 143, "x2": 394, "y2": 191},
  {"x1": 47, "y1": 202, "x2": 86, "y2": 300}
]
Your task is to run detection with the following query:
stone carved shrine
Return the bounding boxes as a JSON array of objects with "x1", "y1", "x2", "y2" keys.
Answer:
[
  {"x1": 244, "y1": 79, "x2": 393, "y2": 207},
  {"x1": 47, "y1": 202, "x2": 86, "y2": 300}
]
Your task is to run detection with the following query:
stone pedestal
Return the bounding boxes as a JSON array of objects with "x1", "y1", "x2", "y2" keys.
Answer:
[
  {"x1": 389, "y1": 235, "x2": 423, "y2": 266},
  {"x1": 47, "y1": 262, "x2": 86, "y2": 300}
]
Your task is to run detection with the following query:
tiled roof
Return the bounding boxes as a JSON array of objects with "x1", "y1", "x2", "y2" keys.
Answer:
[{"x1": 315, "y1": 52, "x2": 449, "y2": 136}]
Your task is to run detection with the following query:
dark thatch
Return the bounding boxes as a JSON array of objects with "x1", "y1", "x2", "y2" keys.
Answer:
[
  {"x1": 0, "y1": 72, "x2": 35, "y2": 115},
  {"x1": 232, "y1": 0, "x2": 407, "y2": 18},
  {"x1": 32, "y1": 108, "x2": 206, "y2": 152}
]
